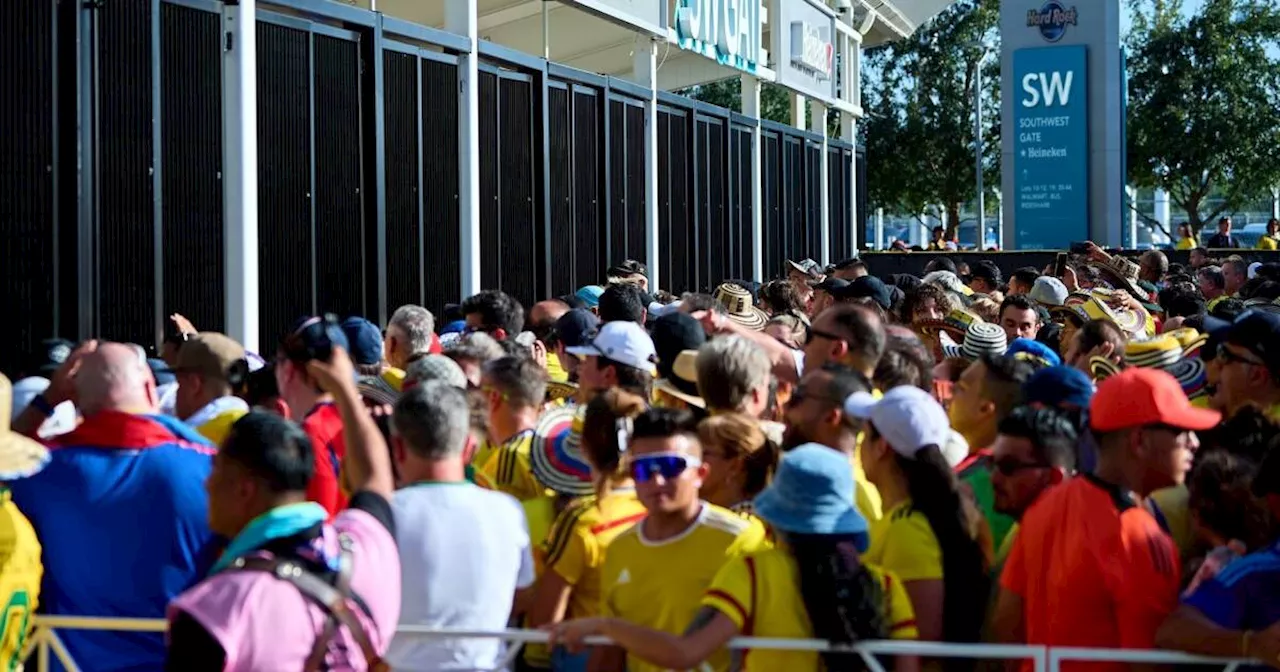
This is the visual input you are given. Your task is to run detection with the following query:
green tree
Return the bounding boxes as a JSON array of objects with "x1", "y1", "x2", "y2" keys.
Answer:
[
  {"x1": 1126, "y1": 0, "x2": 1280, "y2": 236},
  {"x1": 859, "y1": 0, "x2": 1000, "y2": 240},
  {"x1": 676, "y1": 78, "x2": 806, "y2": 127}
]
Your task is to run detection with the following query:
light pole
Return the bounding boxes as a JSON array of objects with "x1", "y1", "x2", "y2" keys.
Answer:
[{"x1": 970, "y1": 43, "x2": 994, "y2": 249}]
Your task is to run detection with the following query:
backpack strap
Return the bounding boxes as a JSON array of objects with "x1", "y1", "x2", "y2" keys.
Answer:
[{"x1": 231, "y1": 535, "x2": 387, "y2": 672}]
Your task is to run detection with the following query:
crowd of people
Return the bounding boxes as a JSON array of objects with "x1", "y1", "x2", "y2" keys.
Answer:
[{"x1": 3, "y1": 245, "x2": 1280, "y2": 671}]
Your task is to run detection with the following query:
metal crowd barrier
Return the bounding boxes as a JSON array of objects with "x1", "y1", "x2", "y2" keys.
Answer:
[{"x1": 22, "y1": 616, "x2": 1251, "y2": 672}]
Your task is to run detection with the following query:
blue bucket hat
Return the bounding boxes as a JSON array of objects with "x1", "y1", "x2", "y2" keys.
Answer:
[{"x1": 752, "y1": 444, "x2": 870, "y2": 550}]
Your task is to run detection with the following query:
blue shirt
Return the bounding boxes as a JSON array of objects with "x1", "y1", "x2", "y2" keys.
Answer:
[
  {"x1": 1183, "y1": 542, "x2": 1280, "y2": 631},
  {"x1": 10, "y1": 412, "x2": 215, "y2": 671}
]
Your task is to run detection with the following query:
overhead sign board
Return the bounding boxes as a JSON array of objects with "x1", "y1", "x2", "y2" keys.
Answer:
[
  {"x1": 1012, "y1": 45, "x2": 1089, "y2": 249},
  {"x1": 673, "y1": 0, "x2": 764, "y2": 75},
  {"x1": 564, "y1": 0, "x2": 666, "y2": 37},
  {"x1": 772, "y1": 0, "x2": 837, "y2": 101}
]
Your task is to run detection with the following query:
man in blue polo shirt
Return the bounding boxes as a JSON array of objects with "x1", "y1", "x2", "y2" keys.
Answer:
[
  {"x1": 1156, "y1": 441, "x2": 1280, "y2": 659},
  {"x1": 11, "y1": 341, "x2": 214, "y2": 670}
]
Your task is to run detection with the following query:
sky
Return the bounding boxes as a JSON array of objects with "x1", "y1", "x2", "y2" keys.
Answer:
[{"x1": 1120, "y1": 0, "x2": 1204, "y2": 37}]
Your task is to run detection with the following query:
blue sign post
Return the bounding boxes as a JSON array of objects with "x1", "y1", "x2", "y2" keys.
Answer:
[{"x1": 1012, "y1": 45, "x2": 1089, "y2": 249}]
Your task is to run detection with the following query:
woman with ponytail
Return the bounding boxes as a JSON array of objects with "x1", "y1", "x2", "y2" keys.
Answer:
[
  {"x1": 847, "y1": 385, "x2": 989, "y2": 646},
  {"x1": 548, "y1": 444, "x2": 919, "y2": 672},
  {"x1": 696, "y1": 413, "x2": 778, "y2": 515},
  {"x1": 528, "y1": 389, "x2": 648, "y2": 672}
]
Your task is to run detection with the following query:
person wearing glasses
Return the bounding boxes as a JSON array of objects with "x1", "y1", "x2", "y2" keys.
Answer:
[
  {"x1": 988, "y1": 406, "x2": 1078, "y2": 569},
  {"x1": 1211, "y1": 311, "x2": 1280, "y2": 420},
  {"x1": 992, "y1": 368, "x2": 1219, "y2": 666},
  {"x1": 527, "y1": 390, "x2": 649, "y2": 672},
  {"x1": 549, "y1": 444, "x2": 920, "y2": 672},
  {"x1": 586, "y1": 408, "x2": 766, "y2": 672}
]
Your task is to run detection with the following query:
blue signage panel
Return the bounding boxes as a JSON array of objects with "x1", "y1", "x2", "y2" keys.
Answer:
[{"x1": 1012, "y1": 45, "x2": 1089, "y2": 249}]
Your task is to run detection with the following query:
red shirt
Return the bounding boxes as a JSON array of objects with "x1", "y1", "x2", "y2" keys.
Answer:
[
  {"x1": 1000, "y1": 474, "x2": 1179, "y2": 672},
  {"x1": 300, "y1": 403, "x2": 348, "y2": 516}
]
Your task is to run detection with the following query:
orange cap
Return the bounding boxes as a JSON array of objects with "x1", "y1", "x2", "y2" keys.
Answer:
[{"x1": 1089, "y1": 368, "x2": 1221, "y2": 433}]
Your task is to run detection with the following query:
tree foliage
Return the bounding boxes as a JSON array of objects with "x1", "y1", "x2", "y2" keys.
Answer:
[
  {"x1": 859, "y1": 0, "x2": 1000, "y2": 238},
  {"x1": 1126, "y1": 0, "x2": 1280, "y2": 234},
  {"x1": 678, "y1": 79, "x2": 836, "y2": 133}
]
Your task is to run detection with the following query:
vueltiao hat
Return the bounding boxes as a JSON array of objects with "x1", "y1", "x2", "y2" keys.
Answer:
[
  {"x1": 1124, "y1": 335, "x2": 1184, "y2": 370},
  {"x1": 654, "y1": 350, "x2": 706, "y2": 409},
  {"x1": 942, "y1": 322, "x2": 1008, "y2": 361},
  {"x1": 530, "y1": 406, "x2": 594, "y2": 496},
  {"x1": 713, "y1": 283, "x2": 769, "y2": 331}
]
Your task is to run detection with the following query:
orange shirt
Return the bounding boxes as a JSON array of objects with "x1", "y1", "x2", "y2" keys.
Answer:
[{"x1": 1000, "y1": 474, "x2": 1179, "y2": 672}]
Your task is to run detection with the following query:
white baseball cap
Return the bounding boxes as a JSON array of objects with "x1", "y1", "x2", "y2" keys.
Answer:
[
  {"x1": 844, "y1": 385, "x2": 951, "y2": 458},
  {"x1": 566, "y1": 321, "x2": 657, "y2": 374}
]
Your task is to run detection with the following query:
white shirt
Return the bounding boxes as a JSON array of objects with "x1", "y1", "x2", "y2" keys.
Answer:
[{"x1": 386, "y1": 482, "x2": 535, "y2": 671}]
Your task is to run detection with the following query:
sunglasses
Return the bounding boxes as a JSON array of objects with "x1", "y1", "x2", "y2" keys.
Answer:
[
  {"x1": 1217, "y1": 343, "x2": 1266, "y2": 368},
  {"x1": 990, "y1": 458, "x2": 1049, "y2": 477},
  {"x1": 629, "y1": 453, "x2": 702, "y2": 483},
  {"x1": 804, "y1": 327, "x2": 846, "y2": 346}
]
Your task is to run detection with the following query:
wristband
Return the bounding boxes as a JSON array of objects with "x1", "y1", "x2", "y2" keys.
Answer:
[{"x1": 30, "y1": 394, "x2": 56, "y2": 417}]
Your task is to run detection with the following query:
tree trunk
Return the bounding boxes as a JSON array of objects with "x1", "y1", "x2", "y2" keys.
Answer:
[{"x1": 945, "y1": 202, "x2": 962, "y2": 242}]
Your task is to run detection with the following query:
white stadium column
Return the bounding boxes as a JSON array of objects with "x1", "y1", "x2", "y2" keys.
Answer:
[
  {"x1": 447, "y1": 0, "x2": 481, "y2": 298},
  {"x1": 222, "y1": 0, "x2": 259, "y2": 352},
  {"x1": 790, "y1": 92, "x2": 806, "y2": 131},
  {"x1": 633, "y1": 37, "x2": 661, "y2": 293},
  {"x1": 742, "y1": 74, "x2": 764, "y2": 283}
]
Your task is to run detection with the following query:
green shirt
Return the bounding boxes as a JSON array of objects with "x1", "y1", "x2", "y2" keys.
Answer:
[{"x1": 959, "y1": 452, "x2": 1016, "y2": 556}]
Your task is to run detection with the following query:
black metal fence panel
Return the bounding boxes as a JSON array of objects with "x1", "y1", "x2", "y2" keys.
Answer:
[
  {"x1": 420, "y1": 57, "x2": 461, "y2": 315},
  {"x1": 97, "y1": 0, "x2": 156, "y2": 345},
  {"x1": 0, "y1": 0, "x2": 58, "y2": 376},
  {"x1": 313, "y1": 34, "x2": 365, "y2": 321},
  {"x1": 161, "y1": 3, "x2": 224, "y2": 336},
  {"x1": 0, "y1": 0, "x2": 863, "y2": 367},
  {"x1": 256, "y1": 20, "x2": 314, "y2": 348},
  {"x1": 571, "y1": 88, "x2": 604, "y2": 290},
  {"x1": 383, "y1": 50, "x2": 421, "y2": 311},
  {"x1": 730, "y1": 124, "x2": 753, "y2": 283}
]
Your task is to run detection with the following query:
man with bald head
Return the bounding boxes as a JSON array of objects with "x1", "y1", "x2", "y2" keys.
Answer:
[
  {"x1": 528, "y1": 298, "x2": 571, "y2": 382},
  {"x1": 10, "y1": 341, "x2": 215, "y2": 670}
]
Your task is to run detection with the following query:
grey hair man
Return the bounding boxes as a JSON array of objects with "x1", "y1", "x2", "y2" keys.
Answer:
[
  {"x1": 385, "y1": 305, "x2": 436, "y2": 370},
  {"x1": 444, "y1": 332, "x2": 505, "y2": 388},
  {"x1": 694, "y1": 335, "x2": 771, "y2": 418},
  {"x1": 385, "y1": 381, "x2": 536, "y2": 670}
]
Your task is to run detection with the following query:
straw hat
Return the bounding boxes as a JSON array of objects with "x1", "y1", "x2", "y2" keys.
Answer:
[
  {"x1": 1124, "y1": 335, "x2": 1184, "y2": 370},
  {"x1": 1164, "y1": 328, "x2": 1208, "y2": 359},
  {"x1": 1089, "y1": 356, "x2": 1123, "y2": 382},
  {"x1": 1166, "y1": 358, "x2": 1208, "y2": 401},
  {"x1": 942, "y1": 322, "x2": 1008, "y2": 361},
  {"x1": 713, "y1": 283, "x2": 769, "y2": 331},
  {"x1": 654, "y1": 350, "x2": 705, "y2": 408},
  {"x1": 545, "y1": 380, "x2": 578, "y2": 403},
  {"x1": 530, "y1": 407, "x2": 594, "y2": 496},
  {"x1": 0, "y1": 374, "x2": 51, "y2": 481},
  {"x1": 914, "y1": 309, "x2": 983, "y2": 362}
]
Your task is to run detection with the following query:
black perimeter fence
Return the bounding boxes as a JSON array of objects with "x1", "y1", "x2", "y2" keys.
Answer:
[{"x1": 0, "y1": 0, "x2": 865, "y2": 376}]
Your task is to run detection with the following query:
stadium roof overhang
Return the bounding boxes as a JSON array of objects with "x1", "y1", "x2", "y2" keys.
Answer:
[{"x1": 367, "y1": 0, "x2": 952, "y2": 90}]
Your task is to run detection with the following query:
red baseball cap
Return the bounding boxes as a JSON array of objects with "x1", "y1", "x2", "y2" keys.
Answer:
[{"x1": 1090, "y1": 367, "x2": 1221, "y2": 433}]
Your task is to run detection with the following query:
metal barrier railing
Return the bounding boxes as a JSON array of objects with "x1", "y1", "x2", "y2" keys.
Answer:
[{"x1": 21, "y1": 616, "x2": 1253, "y2": 672}]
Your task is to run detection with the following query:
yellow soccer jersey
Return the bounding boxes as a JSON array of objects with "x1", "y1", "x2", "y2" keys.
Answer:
[
  {"x1": 601, "y1": 504, "x2": 769, "y2": 672},
  {"x1": 0, "y1": 492, "x2": 40, "y2": 672},
  {"x1": 703, "y1": 548, "x2": 917, "y2": 672},
  {"x1": 865, "y1": 500, "x2": 943, "y2": 582},
  {"x1": 543, "y1": 489, "x2": 648, "y2": 619},
  {"x1": 521, "y1": 496, "x2": 558, "y2": 669},
  {"x1": 196, "y1": 408, "x2": 249, "y2": 448},
  {"x1": 474, "y1": 429, "x2": 548, "y2": 502}
]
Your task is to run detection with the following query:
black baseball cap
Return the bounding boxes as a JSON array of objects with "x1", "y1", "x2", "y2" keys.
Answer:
[
  {"x1": 555, "y1": 309, "x2": 600, "y2": 349},
  {"x1": 970, "y1": 261, "x2": 1002, "y2": 286},
  {"x1": 839, "y1": 276, "x2": 892, "y2": 310},
  {"x1": 1221, "y1": 310, "x2": 1280, "y2": 374},
  {"x1": 814, "y1": 277, "x2": 851, "y2": 294},
  {"x1": 650, "y1": 312, "x2": 707, "y2": 380},
  {"x1": 25, "y1": 338, "x2": 74, "y2": 378}
]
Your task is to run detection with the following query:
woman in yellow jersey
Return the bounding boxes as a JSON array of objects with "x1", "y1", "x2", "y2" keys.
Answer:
[
  {"x1": 527, "y1": 390, "x2": 648, "y2": 672},
  {"x1": 1257, "y1": 219, "x2": 1280, "y2": 250},
  {"x1": 696, "y1": 413, "x2": 777, "y2": 515},
  {"x1": 846, "y1": 386, "x2": 989, "y2": 645},
  {"x1": 1175, "y1": 223, "x2": 1198, "y2": 250},
  {"x1": 0, "y1": 374, "x2": 47, "y2": 671},
  {"x1": 549, "y1": 444, "x2": 918, "y2": 672}
]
